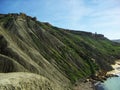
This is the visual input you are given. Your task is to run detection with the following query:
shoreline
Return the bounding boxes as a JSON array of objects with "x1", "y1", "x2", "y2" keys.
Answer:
[
  {"x1": 73, "y1": 60, "x2": 120, "y2": 90},
  {"x1": 94, "y1": 59, "x2": 120, "y2": 90},
  {"x1": 92, "y1": 59, "x2": 120, "y2": 90},
  {"x1": 107, "y1": 60, "x2": 120, "y2": 75}
]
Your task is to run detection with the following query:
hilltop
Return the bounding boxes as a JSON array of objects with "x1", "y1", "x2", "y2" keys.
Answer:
[
  {"x1": 112, "y1": 39, "x2": 120, "y2": 43},
  {"x1": 0, "y1": 13, "x2": 120, "y2": 90}
]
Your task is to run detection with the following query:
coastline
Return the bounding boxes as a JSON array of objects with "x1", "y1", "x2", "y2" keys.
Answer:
[
  {"x1": 94, "y1": 59, "x2": 120, "y2": 90},
  {"x1": 73, "y1": 60, "x2": 120, "y2": 90},
  {"x1": 107, "y1": 60, "x2": 120, "y2": 75}
]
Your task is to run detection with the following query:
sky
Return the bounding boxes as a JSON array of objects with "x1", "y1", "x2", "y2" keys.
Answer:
[{"x1": 0, "y1": 0, "x2": 120, "y2": 39}]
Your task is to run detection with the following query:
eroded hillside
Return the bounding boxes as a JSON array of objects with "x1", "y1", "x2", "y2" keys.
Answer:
[
  {"x1": 0, "y1": 72, "x2": 59, "y2": 90},
  {"x1": 0, "y1": 13, "x2": 120, "y2": 90}
]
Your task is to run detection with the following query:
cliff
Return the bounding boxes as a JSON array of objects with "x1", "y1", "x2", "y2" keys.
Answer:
[{"x1": 0, "y1": 13, "x2": 120, "y2": 89}]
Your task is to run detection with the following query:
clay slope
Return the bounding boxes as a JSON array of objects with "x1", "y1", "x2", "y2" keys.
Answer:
[
  {"x1": 0, "y1": 72, "x2": 62, "y2": 90},
  {"x1": 0, "y1": 13, "x2": 120, "y2": 89}
]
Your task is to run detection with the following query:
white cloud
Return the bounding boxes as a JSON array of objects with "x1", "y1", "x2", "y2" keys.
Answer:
[
  {"x1": 1, "y1": 0, "x2": 119, "y2": 39},
  {"x1": 38, "y1": 0, "x2": 120, "y2": 39}
]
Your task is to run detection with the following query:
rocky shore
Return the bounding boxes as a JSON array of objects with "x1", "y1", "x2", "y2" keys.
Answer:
[
  {"x1": 73, "y1": 74, "x2": 118, "y2": 90},
  {"x1": 73, "y1": 60, "x2": 120, "y2": 90},
  {"x1": 107, "y1": 60, "x2": 120, "y2": 75}
]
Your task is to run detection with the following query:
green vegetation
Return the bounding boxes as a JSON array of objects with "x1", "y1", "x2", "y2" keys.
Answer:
[{"x1": 0, "y1": 13, "x2": 120, "y2": 89}]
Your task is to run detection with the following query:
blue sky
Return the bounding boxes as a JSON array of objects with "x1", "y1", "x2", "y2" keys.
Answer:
[{"x1": 0, "y1": 0, "x2": 120, "y2": 39}]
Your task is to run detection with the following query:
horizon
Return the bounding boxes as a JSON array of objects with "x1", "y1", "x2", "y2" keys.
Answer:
[{"x1": 0, "y1": 0, "x2": 120, "y2": 39}]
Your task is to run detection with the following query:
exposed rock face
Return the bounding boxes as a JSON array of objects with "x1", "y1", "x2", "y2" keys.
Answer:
[
  {"x1": 0, "y1": 13, "x2": 120, "y2": 90},
  {"x1": 0, "y1": 13, "x2": 71, "y2": 90}
]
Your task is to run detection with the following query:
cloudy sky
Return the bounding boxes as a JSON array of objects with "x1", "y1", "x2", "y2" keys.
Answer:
[{"x1": 0, "y1": 0, "x2": 120, "y2": 39}]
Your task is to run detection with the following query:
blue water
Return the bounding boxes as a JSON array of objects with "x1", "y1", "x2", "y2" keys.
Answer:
[{"x1": 96, "y1": 76, "x2": 120, "y2": 90}]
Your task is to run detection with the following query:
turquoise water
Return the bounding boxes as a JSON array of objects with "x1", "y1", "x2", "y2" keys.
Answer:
[{"x1": 96, "y1": 76, "x2": 120, "y2": 90}]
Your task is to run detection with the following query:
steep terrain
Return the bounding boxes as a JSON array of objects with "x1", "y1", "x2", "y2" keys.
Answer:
[
  {"x1": 0, "y1": 72, "x2": 58, "y2": 90},
  {"x1": 0, "y1": 13, "x2": 120, "y2": 90}
]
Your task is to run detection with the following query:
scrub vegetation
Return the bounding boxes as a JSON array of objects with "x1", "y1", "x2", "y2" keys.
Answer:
[{"x1": 0, "y1": 13, "x2": 120, "y2": 90}]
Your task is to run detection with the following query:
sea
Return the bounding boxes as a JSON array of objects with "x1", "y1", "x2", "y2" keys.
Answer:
[{"x1": 95, "y1": 74, "x2": 120, "y2": 90}]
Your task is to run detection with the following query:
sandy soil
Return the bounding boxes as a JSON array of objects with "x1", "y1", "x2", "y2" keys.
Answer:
[
  {"x1": 107, "y1": 60, "x2": 120, "y2": 75},
  {"x1": 0, "y1": 72, "x2": 62, "y2": 90}
]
